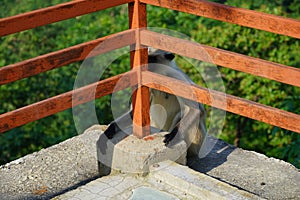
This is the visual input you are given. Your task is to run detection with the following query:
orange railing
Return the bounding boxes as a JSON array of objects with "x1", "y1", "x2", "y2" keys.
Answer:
[{"x1": 1, "y1": 0, "x2": 300, "y2": 139}]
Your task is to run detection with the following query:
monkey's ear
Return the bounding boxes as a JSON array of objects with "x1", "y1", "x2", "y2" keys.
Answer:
[{"x1": 164, "y1": 53, "x2": 175, "y2": 61}]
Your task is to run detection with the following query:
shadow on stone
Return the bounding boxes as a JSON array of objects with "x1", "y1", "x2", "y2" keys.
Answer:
[{"x1": 188, "y1": 135, "x2": 235, "y2": 173}]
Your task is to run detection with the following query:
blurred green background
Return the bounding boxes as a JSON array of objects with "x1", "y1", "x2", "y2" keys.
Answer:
[{"x1": 0, "y1": 0, "x2": 299, "y2": 168}]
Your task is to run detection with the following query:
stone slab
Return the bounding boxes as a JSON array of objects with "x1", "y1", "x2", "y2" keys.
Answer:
[
  {"x1": 96, "y1": 127, "x2": 187, "y2": 175},
  {"x1": 0, "y1": 125, "x2": 107, "y2": 200},
  {"x1": 54, "y1": 160, "x2": 264, "y2": 200},
  {"x1": 188, "y1": 135, "x2": 300, "y2": 200}
]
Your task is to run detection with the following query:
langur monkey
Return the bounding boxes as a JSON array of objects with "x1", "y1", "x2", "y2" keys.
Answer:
[{"x1": 101, "y1": 48, "x2": 207, "y2": 158}]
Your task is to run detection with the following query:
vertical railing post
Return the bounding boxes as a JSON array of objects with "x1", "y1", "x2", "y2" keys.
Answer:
[{"x1": 128, "y1": 0, "x2": 150, "y2": 138}]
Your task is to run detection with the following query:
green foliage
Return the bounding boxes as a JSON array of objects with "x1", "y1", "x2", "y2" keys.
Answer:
[
  {"x1": 0, "y1": 0, "x2": 299, "y2": 168},
  {"x1": 0, "y1": 1, "x2": 129, "y2": 164}
]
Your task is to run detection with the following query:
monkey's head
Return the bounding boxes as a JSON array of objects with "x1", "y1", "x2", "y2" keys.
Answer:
[
  {"x1": 147, "y1": 47, "x2": 189, "y2": 81},
  {"x1": 148, "y1": 48, "x2": 175, "y2": 66}
]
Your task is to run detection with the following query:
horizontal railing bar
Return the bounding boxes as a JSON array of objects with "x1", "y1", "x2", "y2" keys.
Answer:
[
  {"x1": 142, "y1": 0, "x2": 300, "y2": 39},
  {"x1": 0, "y1": 71, "x2": 137, "y2": 133},
  {"x1": 0, "y1": 29, "x2": 135, "y2": 85},
  {"x1": 142, "y1": 71, "x2": 300, "y2": 134},
  {"x1": 141, "y1": 30, "x2": 300, "y2": 87},
  {"x1": 0, "y1": 0, "x2": 133, "y2": 37}
]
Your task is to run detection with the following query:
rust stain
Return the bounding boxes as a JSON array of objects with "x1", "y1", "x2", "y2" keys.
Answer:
[
  {"x1": 143, "y1": 135, "x2": 155, "y2": 141},
  {"x1": 32, "y1": 186, "x2": 48, "y2": 195}
]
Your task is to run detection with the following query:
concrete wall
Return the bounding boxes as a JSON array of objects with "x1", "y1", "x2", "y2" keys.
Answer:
[{"x1": 0, "y1": 125, "x2": 299, "y2": 199}]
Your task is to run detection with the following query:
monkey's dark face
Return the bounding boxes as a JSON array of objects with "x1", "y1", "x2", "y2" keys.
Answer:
[
  {"x1": 148, "y1": 53, "x2": 175, "y2": 64},
  {"x1": 164, "y1": 53, "x2": 175, "y2": 61},
  {"x1": 148, "y1": 55, "x2": 158, "y2": 63}
]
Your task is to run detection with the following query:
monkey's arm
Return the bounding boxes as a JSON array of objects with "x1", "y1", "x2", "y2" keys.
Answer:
[
  {"x1": 164, "y1": 104, "x2": 204, "y2": 145},
  {"x1": 104, "y1": 110, "x2": 133, "y2": 139},
  {"x1": 99, "y1": 110, "x2": 132, "y2": 154}
]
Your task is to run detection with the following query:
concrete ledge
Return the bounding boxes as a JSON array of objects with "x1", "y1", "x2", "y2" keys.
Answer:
[
  {"x1": 0, "y1": 125, "x2": 107, "y2": 200},
  {"x1": 0, "y1": 125, "x2": 299, "y2": 199},
  {"x1": 97, "y1": 129, "x2": 187, "y2": 175},
  {"x1": 189, "y1": 136, "x2": 300, "y2": 199}
]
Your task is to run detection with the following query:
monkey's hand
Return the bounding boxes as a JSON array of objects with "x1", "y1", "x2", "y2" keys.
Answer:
[
  {"x1": 99, "y1": 123, "x2": 117, "y2": 154},
  {"x1": 163, "y1": 127, "x2": 178, "y2": 146},
  {"x1": 104, "y1": 123, "x2": 117, "y2": 139}
]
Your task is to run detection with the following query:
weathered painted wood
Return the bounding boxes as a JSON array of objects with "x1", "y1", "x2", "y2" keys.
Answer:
[
  {"x1": 0, "y1": 30, "x2": 135, "y2": 85},
  {"x1": 0, "y1": 71, "x2": 137, "y2": 133},
  {"x1": 142, "y1": 0, "x2": 300, "y2": 39},
  {"x1": 0, "y1": 0, "x2": 133, "y2": 36},
  {"x1": 129, "y1": 0, "x2": 150, "y2": 138},
  {"x1": 141, "y1": 30, "x2": 300, "y2": 87},
  {"x1": 142, "y1": 71, "x2": 300, "y2": 134}
]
